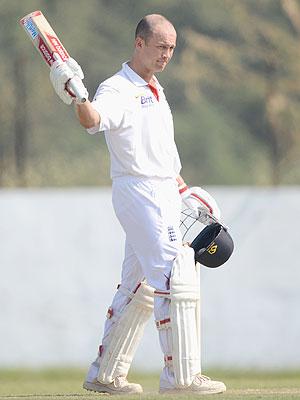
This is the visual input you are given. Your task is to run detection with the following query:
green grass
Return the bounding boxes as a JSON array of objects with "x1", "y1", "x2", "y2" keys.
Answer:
[{"x1": 0, "y1": 369, "x2": 300, "y2": 400}]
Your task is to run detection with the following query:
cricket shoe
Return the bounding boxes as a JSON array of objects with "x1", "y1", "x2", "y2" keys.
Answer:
[
  {"x1": 160, "y1": 374, "x2": 226, "y2": 395},
  {"x1": 83, "y1": 376, "x2": 143, "y2": 395}
]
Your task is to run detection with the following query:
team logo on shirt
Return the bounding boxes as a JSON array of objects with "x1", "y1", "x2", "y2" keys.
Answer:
[
  {"x1": 140, "y1": 95, "x2": 154, "y2": 107},
  {"x1": 168, "y1": 226, "x2": 177, "y2": 242}
]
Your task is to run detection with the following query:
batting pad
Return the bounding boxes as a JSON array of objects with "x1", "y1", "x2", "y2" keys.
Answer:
[
  {"x1": 97, "y1": 282, "x2": 155, "y2": 383},
  {"x1": 170, "y1": 246, "x2": 201, "y2": 387}
]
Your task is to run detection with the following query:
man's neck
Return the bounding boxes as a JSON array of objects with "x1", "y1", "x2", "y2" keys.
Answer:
[{"x1": 128, "y1": 59, "x2": 153, "y2": 83}]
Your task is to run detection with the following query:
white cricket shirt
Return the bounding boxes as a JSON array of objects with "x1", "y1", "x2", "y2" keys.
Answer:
[{"x1": 87, "y1": 62, "x2": 182, "y2": 179}]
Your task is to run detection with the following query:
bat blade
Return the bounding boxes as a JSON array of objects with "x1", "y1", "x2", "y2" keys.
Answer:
[
  {"x1": 19, "y1": 10, "x2": 87, "y2": 102},
  {"x1": 20, "y1": 10, "x2": 69, "y2": 66}
]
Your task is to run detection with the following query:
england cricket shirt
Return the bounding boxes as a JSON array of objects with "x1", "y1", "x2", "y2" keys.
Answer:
[{"x1": 87, "y1": 62, "x2": 181, "y2": 179}]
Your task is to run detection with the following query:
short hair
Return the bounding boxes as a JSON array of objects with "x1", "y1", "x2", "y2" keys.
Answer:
[
  {"x1": 135, "y1": 14, "x2": 173, "y2": 43},
  {"x1": 135, "y1": 17, "x2": 152, "y2": 42}
]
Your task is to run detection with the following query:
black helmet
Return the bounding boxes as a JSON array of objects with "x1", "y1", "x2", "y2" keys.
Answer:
[
  {"x1": 190, "y1": 223, "x2": 234, "y2": 268},
  {"x1": 180, "y1": 210, "x2": 234, "y2": 268}
]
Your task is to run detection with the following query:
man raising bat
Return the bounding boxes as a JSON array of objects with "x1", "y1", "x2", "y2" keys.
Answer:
[{"x1": 50, "y1": 14, "x2": 225, "y2": 396}]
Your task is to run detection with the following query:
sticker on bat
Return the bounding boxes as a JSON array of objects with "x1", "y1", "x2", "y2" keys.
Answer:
[
  {"x1": 46, "y1": 33, "x2": 69, "y2": 61},
  {"x1": 23, "y1": 18, "x2": 39, "y2": 40},
  {"x1": 38, "y1": 37, "x2": 55, "y2": 66}
]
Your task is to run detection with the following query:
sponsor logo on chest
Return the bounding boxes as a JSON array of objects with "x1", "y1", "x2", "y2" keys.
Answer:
[{"x1": 141, "y1": 95, "x2": 155, "y2": 107}]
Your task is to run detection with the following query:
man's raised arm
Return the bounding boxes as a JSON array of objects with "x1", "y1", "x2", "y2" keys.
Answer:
[
  {"x1": 75, "y1": 101, "x2": 100, "y2": 129},
  {"x1": 49, "y1": 57, "x2": 100, "y2": 129}
]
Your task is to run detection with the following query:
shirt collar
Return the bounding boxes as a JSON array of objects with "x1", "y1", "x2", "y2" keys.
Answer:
[{"x1": 122, "y1": 62, "x2": 164, "y2": 90}]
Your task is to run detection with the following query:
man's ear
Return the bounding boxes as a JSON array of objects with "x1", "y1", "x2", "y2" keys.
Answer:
[{"x1": 135, "y1": 37, "x2": 144, "y2": 49}]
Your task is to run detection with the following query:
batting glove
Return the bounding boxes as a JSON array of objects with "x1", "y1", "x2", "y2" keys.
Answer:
[
  {"x1": 50, "y1": 57, "x2": 88, "y2": 105},
  {"x1": 179, "y1": 184, "x2": 221, "y2": 224}
]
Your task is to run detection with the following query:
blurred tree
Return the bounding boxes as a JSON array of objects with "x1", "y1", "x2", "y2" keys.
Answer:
[
  {"x1": 174, "y1": 0, "x2": 300, "y2": 184},
  {"x1": 13, "y1": 51, "x2": 29, "y2": 186}
]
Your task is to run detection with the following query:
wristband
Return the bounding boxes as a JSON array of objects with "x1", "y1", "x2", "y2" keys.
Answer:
[{"x1": 178, "y1": 183, "x2": 189, "y2": 195}]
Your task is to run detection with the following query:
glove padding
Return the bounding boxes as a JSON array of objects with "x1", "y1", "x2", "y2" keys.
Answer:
[
  {"x1": 181, "y1": 186, "x2": 221, "y2": 224},
  {"x1": 49, "y1": 57, "x2": 88, "y2": 105}
]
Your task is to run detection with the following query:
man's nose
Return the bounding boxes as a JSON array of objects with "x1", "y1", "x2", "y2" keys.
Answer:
[{"x1": 162, "y1": 49, "x2": 171, "y2": 59}]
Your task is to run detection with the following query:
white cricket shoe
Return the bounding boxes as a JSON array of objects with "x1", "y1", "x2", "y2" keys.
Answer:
[
  {"x1": 83, "y1": 376, "x2": 143, "y2": 395},
  {"x1": 160, "y1": 374, "x2": 226, "y2": 395}
]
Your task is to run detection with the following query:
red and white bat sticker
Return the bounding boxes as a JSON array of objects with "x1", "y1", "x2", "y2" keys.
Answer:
[
  {"x1": 38, "y1": 37, "x2": 55, "y2": 66},
  {"x1": 46, "y1": 33, "x2": 69, "y2": 61}
]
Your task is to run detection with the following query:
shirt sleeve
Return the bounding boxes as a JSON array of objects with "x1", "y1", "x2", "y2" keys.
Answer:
[
  {"x1": 86, "y1": 84, "x2": 126, "y2": 135},
  {"x1": 173, "y1": 142, "x2": 182, "y2": 176}
]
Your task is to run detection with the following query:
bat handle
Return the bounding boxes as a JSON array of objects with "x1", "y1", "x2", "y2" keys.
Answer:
[{"x1": 68, "y1": 78, "x2": 87, "y2": 103}]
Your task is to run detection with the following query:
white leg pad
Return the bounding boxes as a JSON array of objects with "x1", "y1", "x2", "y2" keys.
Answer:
[
  {"x1": 156, "y1": 246, "x2": 201, "y2": 388},
  {"x1": 97, "y1": 282, "x2": 154, "y2": 384}
]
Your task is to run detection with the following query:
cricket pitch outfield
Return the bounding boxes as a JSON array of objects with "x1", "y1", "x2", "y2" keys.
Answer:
[{"x1": 0, "y1": 369, "x2": 300, "y2": 400}]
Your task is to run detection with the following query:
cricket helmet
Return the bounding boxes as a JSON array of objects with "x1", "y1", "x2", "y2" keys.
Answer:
[{"x1": 180, "y1": 209, "x2": 234, "y2": 268}]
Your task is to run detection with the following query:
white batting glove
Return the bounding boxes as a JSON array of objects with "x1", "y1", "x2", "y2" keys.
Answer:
[
  {"x1": 179, "y1": 184, "x2": 221, "y2": 224},
  {"x1": 66, "y1": 58, "x2": 84, "y2": 80},
  {"x1": 49, "y1": 57, "x2": 88, "y2": 105}
]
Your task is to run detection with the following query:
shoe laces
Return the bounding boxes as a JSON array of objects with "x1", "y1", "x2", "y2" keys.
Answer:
[
  {"x1": 194, "y1": 374, "x2": 211, "y2": 384},
  {"x1": 114, "y1": 376, "x2": 128, "y2": 387}
]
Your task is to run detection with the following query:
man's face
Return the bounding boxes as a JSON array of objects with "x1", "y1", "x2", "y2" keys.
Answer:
[{"x1": 137, "y1": 23, "x2": 177, "y2": 73}]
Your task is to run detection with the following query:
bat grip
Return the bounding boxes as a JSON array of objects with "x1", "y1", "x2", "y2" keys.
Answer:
[{"x1": 68, "y1": 77, "x2": 87, "y2": 103}]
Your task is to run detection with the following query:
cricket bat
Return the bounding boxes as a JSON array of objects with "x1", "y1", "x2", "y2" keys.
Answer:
[{"x1": 19, "y1": 10, "x2": 87, "y2": 103}]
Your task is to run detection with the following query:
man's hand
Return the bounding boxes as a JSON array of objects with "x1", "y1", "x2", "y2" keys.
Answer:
[
  {"x1": 50, "y1": 57, "x2": 88, "y2": 105},
  {"x1": 179, "y1": 184, "x2": 221, "y2": 224}
]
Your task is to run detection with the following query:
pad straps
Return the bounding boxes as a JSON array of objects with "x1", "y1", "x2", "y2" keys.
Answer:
[
  {"x1": 155, "y1": 247, "x2": 201, "y2": 387},
  {"x1": 97, "y1": 282, "x2": 154, "y2": 383}
]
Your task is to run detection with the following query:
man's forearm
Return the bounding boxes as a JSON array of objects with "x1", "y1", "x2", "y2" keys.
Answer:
[
  {"x1": 75, "y1": 100, "x2": 100, "y2": 129},
  {"x1": 176, "y1": 175, "x2": 188, "y2": 194},
  {"x1": 176, "y1": 175, "x2": 185, "y2": 186}
]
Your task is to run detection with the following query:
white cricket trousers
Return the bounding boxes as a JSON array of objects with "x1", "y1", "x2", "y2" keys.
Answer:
[
  {"x1": 113, "y1": 175, "x2": 182, "y2": 290},
  {"x1": 84, "y1": 176, "x2": 186, "y2": 384},
  {"x1": 101, "y1": 175, "x2": 182, "y2": 355}
]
